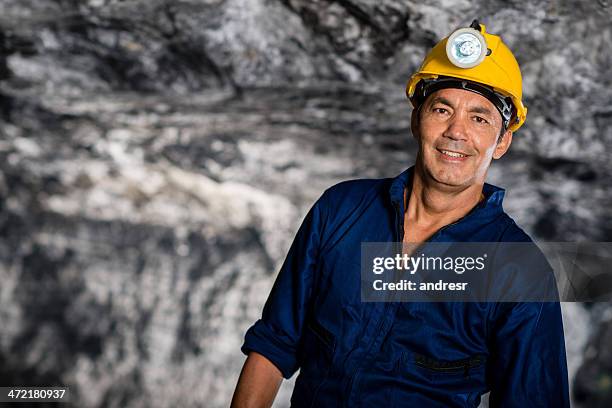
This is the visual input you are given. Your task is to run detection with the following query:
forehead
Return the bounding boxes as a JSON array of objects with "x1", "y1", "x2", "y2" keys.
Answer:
[{"x1": 424, "y1": 88, "x2": 498, "y2": 115}]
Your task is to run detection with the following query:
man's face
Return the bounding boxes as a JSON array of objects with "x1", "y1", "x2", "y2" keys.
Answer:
[{"x1": 412, "y1": 87, "x2": 513, "y2": 190}]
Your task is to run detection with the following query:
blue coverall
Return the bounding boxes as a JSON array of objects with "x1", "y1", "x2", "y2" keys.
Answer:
[{"x1": 241, "y1": 165, "x2": 570, "y2": 407}]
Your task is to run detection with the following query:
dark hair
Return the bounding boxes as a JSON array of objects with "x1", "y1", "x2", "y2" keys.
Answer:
[{"x1": 496, "y1": 126, "x2": 506, "y2": 144}]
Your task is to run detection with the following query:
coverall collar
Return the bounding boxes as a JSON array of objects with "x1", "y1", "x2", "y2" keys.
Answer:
[{"x1": 388, "y1": 165, "x2": 506, "y2": 216}]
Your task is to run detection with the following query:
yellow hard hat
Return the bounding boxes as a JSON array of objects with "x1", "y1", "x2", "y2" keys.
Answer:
[{"x1": 406, "y1": 20, "x2": 527, "y2": 132}]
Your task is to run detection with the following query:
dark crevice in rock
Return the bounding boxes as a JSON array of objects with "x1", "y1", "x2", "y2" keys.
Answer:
[
  {"x1": 534, "y1": 157, "x2": 599, "y2": 182},
  {"x1": 533, "y1": 205, "x2": 560, "y2": 240},
  {"x1": 336, "y1": 0, "x2": 384, "y2": 33},
  {"x1": 172, "y1": 292, "x2": 200, "y2": 362}
]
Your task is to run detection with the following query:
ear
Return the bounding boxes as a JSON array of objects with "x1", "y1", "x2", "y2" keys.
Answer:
[{"x1": 493, "y1": 130, "x2": 513, "y2": 159}]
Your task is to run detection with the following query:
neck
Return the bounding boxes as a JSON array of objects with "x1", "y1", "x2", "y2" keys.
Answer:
[{"x1": 406, "y1": 163, "x2": 485, "y2": 229}]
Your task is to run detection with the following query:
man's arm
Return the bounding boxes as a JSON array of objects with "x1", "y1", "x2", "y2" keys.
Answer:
[
  {"x1": 486, "y1": 239, "x2": 570, "y2": 406},
  {"x1": 235, "y1": 189, "x2": 329, "y2": 402},
  {"x1": 231, "y1": 352, "x2": 283, "y2": 408},
  {"x1": 487, "y1": 301, "x2": 570, "y2": 407}
]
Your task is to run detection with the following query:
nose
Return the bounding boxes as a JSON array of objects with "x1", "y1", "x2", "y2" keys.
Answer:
[{"x1": 443, "y1": 114, "x2": 469, "y2": 141}]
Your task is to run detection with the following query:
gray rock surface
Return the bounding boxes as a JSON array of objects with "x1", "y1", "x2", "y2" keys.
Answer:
[{"x1": 0, "y1": 1, "x2": 611, "y2": 406}]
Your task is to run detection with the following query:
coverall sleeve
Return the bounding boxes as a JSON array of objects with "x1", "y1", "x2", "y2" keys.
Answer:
[
  {"x1": 240, "y1": 191, "x2": 328, "y2": 379},
  {"x1": 487, "y1": 300, "x2": 570, "y2": 407}
]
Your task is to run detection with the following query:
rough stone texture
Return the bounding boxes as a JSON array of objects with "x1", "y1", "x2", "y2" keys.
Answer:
[{"x1": 0, "y1": 0, "x2": 611, "y2": 407}]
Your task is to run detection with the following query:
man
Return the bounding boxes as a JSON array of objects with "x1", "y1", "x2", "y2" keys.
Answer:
[{"x1": 232, "y1": 21, "x2": 569, "y2": 407}]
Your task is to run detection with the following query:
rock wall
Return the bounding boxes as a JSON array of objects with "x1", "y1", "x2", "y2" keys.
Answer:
[{"x1": 0, "y1": 1, "x2": 611, "y2": 406}]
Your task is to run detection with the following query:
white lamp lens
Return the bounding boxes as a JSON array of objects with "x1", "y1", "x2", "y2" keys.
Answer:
[{"x1": 445, "y1": 28, "x2": 487, "y2": 68}]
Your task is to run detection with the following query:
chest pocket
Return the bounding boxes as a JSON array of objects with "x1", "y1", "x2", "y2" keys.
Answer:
[
  {"x1": 413, "y1": 353, "x2": 485, "y2": 378},
  {"x1": 299, "y1": 319, "x2": 336, "y2": 369},
  {"x1": 392, "y1": 352, "x2": 488, "y2": 407},
  {"x1": 306, "y1": 319, "x2": 335, "y2": 351}
]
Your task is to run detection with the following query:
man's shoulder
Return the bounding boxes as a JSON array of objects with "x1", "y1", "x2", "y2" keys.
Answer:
[
  {"x1": 320, "y1": 176, "x2": 390, "y2": 208},
  {"x1": 309, "y1": 176, "x2": 392, "y2": 234}
]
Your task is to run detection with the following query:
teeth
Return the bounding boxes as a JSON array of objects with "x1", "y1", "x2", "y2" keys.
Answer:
[{"x1": 441, "y1": 150, "x2": 466, "y2": 158}]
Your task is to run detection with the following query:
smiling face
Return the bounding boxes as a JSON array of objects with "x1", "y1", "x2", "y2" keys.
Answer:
[{"x1": 412, "y1": 87, "x2": 513, "y2": 190}]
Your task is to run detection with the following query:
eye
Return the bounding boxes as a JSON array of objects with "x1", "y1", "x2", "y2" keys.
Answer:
[
  {"x1": 473, "y1": 116, "x2": 489, "y2": 124},
  {"x1": 433, "y1": 107, "x2": 449, "y2": 115}
]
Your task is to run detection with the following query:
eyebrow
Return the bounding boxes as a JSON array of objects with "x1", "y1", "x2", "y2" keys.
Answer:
[
  {"x1": 429, "y1": 96, "x2": 495, "y2": 116},
  {"x1": 429, "y1": 96, "x2": 453, "y2": 107},
  {"x1": 469, "y1": 105, "x2": 494, "y2": 116}
]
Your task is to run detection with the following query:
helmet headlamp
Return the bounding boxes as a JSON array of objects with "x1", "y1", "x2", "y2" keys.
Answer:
[{"x1": 445, "y1": 27, "x2": 487, "y2": 68}]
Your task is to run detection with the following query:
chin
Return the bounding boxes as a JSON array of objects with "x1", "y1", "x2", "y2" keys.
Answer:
[
  {"x1": 424, "y1": 163, "x2": 465, "y2": 184},
  {"x1": 433, "y1": 174, "x2": 469, "y2": 188},
  {"x1": 431, "y1": 165, "x2": 484, "y2": 189}
]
